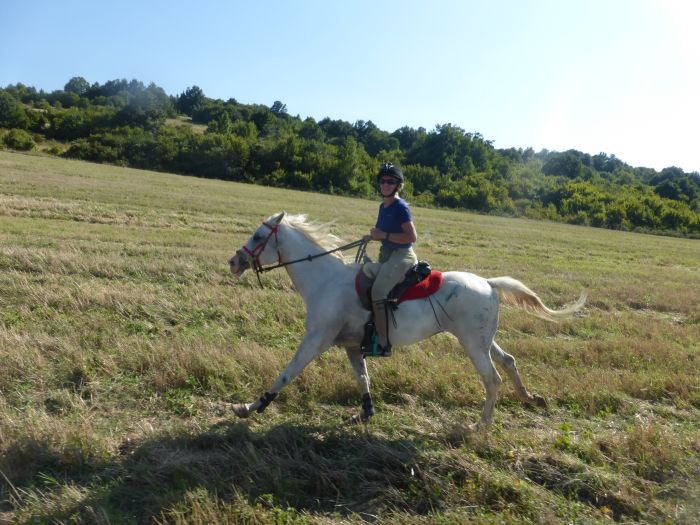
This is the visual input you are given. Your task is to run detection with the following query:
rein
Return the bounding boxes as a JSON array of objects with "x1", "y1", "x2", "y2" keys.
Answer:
[{"x1": 241, "y1": 221, "x2": 369, "y2": 287}]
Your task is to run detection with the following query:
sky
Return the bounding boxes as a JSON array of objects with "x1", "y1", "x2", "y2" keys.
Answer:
[{"x1": 2, "y1": 0, "x2": 699, "y2": 173}]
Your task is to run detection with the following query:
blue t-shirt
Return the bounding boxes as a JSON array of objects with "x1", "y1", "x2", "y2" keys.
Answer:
[{"x1": 376, "y1": 198, "x2": 413, "y2": 249}]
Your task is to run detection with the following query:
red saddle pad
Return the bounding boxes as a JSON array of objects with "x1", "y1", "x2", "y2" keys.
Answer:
[{"x1": 355, "y1": 270, "x2": 444, "y2": 304}]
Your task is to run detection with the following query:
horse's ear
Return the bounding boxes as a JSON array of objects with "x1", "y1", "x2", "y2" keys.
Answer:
[{"x1": 272, "y1": 211, "x2": 286, "y2": 225}]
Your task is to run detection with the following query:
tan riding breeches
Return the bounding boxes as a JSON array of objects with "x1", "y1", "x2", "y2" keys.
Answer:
[{"x1": 371, "y1": 247, "x2": 418, "y2": 302}]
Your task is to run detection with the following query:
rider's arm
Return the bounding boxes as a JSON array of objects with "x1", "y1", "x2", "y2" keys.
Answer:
[{"x1": 381, "y1": 220, "x2": 417, "y2": 245}]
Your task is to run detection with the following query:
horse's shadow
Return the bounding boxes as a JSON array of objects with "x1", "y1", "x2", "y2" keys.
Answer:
[{"x1": 2, "y1": 419, "x2": 429, "y2": 522}]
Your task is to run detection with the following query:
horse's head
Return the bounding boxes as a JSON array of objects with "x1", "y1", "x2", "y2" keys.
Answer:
[{"x1": 229, "y1": 211, "x2": 286, "y2": 277}]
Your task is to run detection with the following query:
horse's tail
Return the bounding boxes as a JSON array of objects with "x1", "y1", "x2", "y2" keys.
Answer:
[{"x1": 487, "y1": 276, "x2": 587, "y2": 322}]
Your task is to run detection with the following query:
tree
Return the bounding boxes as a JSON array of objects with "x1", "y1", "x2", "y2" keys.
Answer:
[
  {"x1": 0, "y1": 91, "x2": 29, "y2": 129},
  {"x1": 542, "y1": 151, "x2": 584, "y2": 179},
  {"x1": 64, "y1": 76, "x2": 90, "y2": 95},
  {"x1": 298, "y1": 117, "x2": 323, "y2": 141},
  {"x1": 407, "y1": 124, "x2": 491, "y2": 178},
  {"x1": 318, "y1": 118, "x2": 356, "y2": 144},
  {"x1": 392, "y1": 126, "x2": 426, "y2": 151},
  {"x1": 207, "y1": 111, "x2": 232, "y2": 134},
  {"x1": 270, "y1": 100, "x2": 288, "y2": 116},
  {"x1": 328, "y1": 137, "x2": 373, "y2": 195},
  {"x1": 355, "y1": 120, "x2": 400, "y2": 156},
  {"x1": 249, "y1": 106, "x2": 274, "y2": 135},
  {"x1": 177, "y1": 86, "x2": 205, "y2": 116},
  {"x1": 592, "y1": 152, "x2": 624, "y2": 173},
  {"x1": 192, "y1": 99, "x2": 227, "y2": 124}
]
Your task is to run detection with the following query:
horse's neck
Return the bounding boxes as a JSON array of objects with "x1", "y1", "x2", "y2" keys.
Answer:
[{"x1": 281, "y1": 228, "x2": 349, "y2": 299}]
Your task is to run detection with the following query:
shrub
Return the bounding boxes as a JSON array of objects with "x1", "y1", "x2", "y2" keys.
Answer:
[{"x1": 3, "y1": 128, "x2": 36, "y2": 151}]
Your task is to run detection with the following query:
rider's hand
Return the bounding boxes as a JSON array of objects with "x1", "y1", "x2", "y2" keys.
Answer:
[
  {"x1": 362, "y1": 234, "x2": 373, "y2": 243},
  {"x1": 369, "y1": 228, "x2": 384, "y2": 241}
]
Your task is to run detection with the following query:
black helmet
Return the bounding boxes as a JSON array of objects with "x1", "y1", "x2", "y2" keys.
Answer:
[{"x1": 378, "y1": 163, "x2": 404, "y2": 183}]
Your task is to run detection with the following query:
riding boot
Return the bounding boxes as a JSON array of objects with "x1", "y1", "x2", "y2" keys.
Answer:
[{"x1": 372, "y1": 299, "x2": 392, "y2": 357}]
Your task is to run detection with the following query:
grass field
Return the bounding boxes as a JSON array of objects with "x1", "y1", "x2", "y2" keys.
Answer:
[{"x1": 1, "y1": 150, "x2": 699, "y2": 524}]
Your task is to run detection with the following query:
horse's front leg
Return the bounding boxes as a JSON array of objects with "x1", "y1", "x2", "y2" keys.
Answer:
[
  {"x1": 344, "y1": 346, "x2": 374, "y2": 424},
  {"x1": 232, "y1": 329, "x2": 337, "y2": 418}
]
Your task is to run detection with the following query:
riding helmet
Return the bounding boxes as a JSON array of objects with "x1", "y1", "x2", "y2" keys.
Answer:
[{"x1": 378, "y1": 163, "x2": 404, "y2": 183}]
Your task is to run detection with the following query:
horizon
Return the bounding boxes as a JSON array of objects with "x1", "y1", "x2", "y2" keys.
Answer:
[{"x1": 2, "y1": 0, "x2": 699, "y2": 173}]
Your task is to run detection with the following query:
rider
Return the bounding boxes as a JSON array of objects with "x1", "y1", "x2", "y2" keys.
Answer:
[{"x1": 367, "y1": 163, "x2": 418, "y2": 355}]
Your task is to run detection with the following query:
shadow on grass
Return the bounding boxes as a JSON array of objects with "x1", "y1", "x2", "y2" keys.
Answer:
[{"x1": 1, "y1": 420, "x2": 429, "y2": 522}]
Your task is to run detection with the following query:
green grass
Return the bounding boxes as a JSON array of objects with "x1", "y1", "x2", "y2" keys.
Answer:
[{"x1": 1, "y1": 150, "x2": 699, "y2": 524}]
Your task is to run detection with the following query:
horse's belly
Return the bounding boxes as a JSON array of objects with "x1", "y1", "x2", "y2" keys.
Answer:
[{"x1": 389, "y1": 299, "x2": 444, "y2": 346}]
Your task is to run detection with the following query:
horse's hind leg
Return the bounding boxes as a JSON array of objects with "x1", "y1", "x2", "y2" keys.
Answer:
[
  {"x1": 490, "y1": 342, "x2": 547, "y2": 408},
  {"x1": 344, "y1": 346, "x2": 374, "y2": 424},
  {"x1": 457, "y1": 334, "x2": 502, "y2": 430}
]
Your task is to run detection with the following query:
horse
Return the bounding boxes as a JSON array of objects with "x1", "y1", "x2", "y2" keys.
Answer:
[{"x1": 228, "y1": 212, "x2": 586, "y2": 429}]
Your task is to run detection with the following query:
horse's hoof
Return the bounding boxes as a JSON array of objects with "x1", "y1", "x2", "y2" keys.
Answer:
[
  {"x1": 232, "y1": 403, "x2": 251, "y2": 418},
  {"x1": 345, "y1": 412, "x2": 370, "y2": 425},
  {"x1": 531, "y1": 394, "x2": 548, "y2": 408},
  {"x1": 345, "y1": 414, "x2": 362, "y2": 425}
]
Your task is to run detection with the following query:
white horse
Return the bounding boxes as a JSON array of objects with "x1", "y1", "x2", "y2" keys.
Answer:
[{"x1": 228, "y1": 212, "x2": 585, "y2": 429}]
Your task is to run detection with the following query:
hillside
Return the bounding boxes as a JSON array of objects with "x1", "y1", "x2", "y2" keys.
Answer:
[
  {"x1": 1, "y1": 78, "x2": 699, "y2": 237},
  {"x1": 0, "y1": 150, "x2": 699, "y2": 524}
]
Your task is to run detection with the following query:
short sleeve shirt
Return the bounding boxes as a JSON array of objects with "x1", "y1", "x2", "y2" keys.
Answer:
[{"x1": 376, "y1": 198, "x2": 413, "y2": 249}]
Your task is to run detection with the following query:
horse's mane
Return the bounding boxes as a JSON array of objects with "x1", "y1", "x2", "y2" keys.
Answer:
[{"x1": 281, "y1": 214, "x2": 348, "y2": 261}]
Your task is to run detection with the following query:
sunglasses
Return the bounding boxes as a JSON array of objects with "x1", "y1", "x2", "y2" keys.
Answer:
[{"x1": 380, "y1": 179, "x2": 399, "y2": 186}]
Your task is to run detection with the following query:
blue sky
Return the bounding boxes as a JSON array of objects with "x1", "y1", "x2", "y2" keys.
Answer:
[{"x1": 2, "y1": 0, "x2": 698, "y2": 172}]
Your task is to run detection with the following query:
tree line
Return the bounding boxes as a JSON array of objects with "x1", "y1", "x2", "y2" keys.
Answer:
[{"x1": 1, "y1": 77, "x2": 699, "y2": 236}]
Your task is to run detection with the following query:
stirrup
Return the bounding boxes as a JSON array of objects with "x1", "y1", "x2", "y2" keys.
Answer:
[
  {"x1": 360, "y1": 329, "x2": 392, "y2": 357},
  {"x1": 374, "y1": 342, "x2": 392, "y2": 357}
]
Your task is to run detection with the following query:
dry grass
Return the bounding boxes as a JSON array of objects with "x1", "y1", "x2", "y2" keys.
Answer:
[
  {"x1": 165, "y1": 116, "x2": 208, "y2": 135},
  {"x1": 1, "y1": 150, "x2": 699, "y2": 524}
]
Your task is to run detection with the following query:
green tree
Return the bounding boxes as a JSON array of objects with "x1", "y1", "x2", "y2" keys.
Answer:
[
  {"x1": 355, "y1": 120, "x2": 400, "y2": 156},
  {"x1": 407, "y1": 124, "x2": 493, "y2": 178},
  {"x1": 177, "y1": 86, "x2": 205, "y2": 116},
  {"x1": 318, "y1": 118, "x2": 356, "y2": 144},
  {"x1": 392, "y1": 126, "x2": 426, "y2": 151},
  {"x1": 270, "y1": 100, "x2": 288, "y2": 116},
  {"x1": 0, "y1": 91, "x2": 29, "y2": 129},
  {"x1": 64, "y1": 76, "x2": 90, "y2": 95},
  {"x1": 298, "y1": 117, "x2": 324, "y2": 141},
  {"x1": 207, "y1": 112, "x2": 232, "y2": 134},
  {"x1": 243, "y1": 106, "x2": 273, "y2": 135},
  {"x1": 542, "y1": 151, "x2": 584, "y2": 179}
]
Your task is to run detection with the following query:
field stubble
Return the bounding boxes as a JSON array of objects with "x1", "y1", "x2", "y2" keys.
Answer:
[{"x1": 1, "y1": 151, "x2": 699, "y2": 524}]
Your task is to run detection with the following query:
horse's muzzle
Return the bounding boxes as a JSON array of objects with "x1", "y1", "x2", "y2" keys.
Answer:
[{"x1": 229, "y1": 250, "x2": 250, "y2": 277}]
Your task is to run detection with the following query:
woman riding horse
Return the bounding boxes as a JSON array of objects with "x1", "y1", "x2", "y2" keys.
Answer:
[
  {"x1": 228, "y1": 212, "x2": 586, "y2": 428},
  {"x1": 365, "y1": 163, "x2": 418, "y2": 356}
]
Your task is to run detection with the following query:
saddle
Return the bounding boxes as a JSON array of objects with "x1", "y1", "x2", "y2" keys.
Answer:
[{"x1": 354, "y1": 260, "x2": 444, "y2": 311}]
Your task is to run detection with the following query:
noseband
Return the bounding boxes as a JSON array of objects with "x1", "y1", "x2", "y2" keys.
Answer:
[
  {"x1": 237, "y1": 221, "x2": 369, "y2": 288},
  {"x1": 238, "y1": 221, "x2": 281, "y2": 286}
]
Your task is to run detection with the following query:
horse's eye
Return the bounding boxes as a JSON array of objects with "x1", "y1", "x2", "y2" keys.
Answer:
[{"x1": 253, "y1": 234, "x2": 261, "y2": 242}]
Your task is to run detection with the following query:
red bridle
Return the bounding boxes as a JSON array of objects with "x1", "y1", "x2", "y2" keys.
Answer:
[
  {"x1": 236, "y1": 219, "x2": 369, "y2": 288},
  {"x1": 241, "y1": 221, "x2": 282, "y2": 274}
]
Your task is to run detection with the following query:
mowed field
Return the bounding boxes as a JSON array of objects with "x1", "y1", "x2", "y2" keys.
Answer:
[{"x1": 1, "y1": 150, "x2": 699, "y2": 524}]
